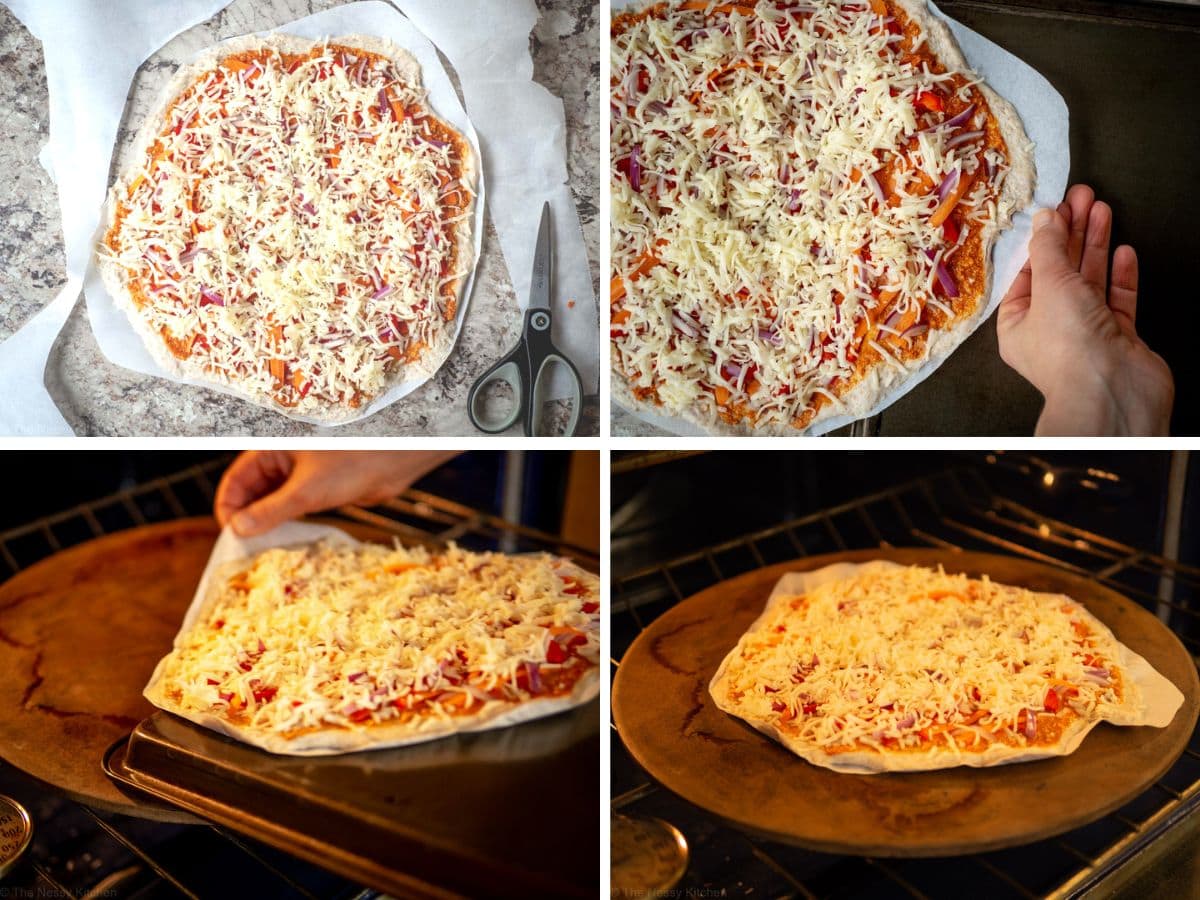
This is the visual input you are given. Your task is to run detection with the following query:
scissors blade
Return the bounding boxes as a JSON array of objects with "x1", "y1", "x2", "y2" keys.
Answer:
[{"x1": 528, "y1": 201, "x2": 552, "y2": 311}]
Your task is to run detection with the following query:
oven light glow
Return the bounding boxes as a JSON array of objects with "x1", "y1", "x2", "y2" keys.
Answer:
[{"x1": 1042, "y1": 472, "x2": 1055, "y2": 487}]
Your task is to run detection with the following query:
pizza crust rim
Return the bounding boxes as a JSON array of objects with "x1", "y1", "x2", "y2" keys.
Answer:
[
  {"x1": 707, "y1": 561, "x2": 1184, "y2": 774},
  {"x1": 145, "y1": 666, "x2": 599, "y2": 757},
  {"x1": 610, "y1": 0, "x2": 1037, "y2": 436},
  {"x1": 142, "y1": 550, "x2": 599, "y2": 757},
  {"x1": 96, "y1": 33, "x2": 479, "y2": 425}
]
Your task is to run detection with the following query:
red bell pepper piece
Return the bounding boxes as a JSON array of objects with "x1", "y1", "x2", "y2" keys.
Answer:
[{"x1": 916, "y1": 90, "x2": 944, "y2": 112}]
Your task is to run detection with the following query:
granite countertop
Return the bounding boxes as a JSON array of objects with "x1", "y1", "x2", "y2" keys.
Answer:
[{"x1": 0, "y1": 0, "x2": 599, "y2": 436}]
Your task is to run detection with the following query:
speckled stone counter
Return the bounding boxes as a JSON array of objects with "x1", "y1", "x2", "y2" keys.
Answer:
[{"x1": 0, "y1": 0, "x2": 599, "y2": 436}]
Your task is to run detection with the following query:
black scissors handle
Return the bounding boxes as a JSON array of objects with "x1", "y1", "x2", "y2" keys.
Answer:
[{"x1": 467, "y1": 307, "x2": 583, "y2": 436}]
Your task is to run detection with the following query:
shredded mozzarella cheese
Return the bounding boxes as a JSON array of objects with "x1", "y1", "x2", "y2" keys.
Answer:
[
  {"x1": 717, "y1": 565, "x2": 1129, "y2": 755},
  {"x1": 611, "y1": 1, "x2": 1010, "y2": 429},
  {"x1": 155, "y1": 542, "x2": 599, "y2": 734}
]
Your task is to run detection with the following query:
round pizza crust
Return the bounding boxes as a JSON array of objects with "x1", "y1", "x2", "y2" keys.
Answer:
[
  {"x1": 142, "y1": 552, "x2": 600, "y2": 758},
  {"x1": 708, "y1": 561, "x2": 1184, "y2": 773},
  {"x1": 97, "y1": 33, "x2": 479, "y2": 424},
  {"x1": 611, "y1": 0, "x2": 1037, "y2": 436}
]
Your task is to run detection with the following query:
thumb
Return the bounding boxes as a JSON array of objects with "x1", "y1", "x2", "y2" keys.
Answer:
[
  {"x1": 231, "y1": 482, "x2": 313, "y2": 536},
  {"x1": 1027, "y1": 207, "x2": 1075, "y2": 285}
]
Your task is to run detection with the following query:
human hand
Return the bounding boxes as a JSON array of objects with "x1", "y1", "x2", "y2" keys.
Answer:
[
  {"x1": 215, "y1": 451, "x2": 460, "y2": 536},
  {"x1": 996, "y1": 184, "x2": 1173, "y2": 436}
]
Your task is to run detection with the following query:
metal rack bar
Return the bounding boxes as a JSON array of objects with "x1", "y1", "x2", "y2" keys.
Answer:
[
  {"x1": 208, "y1": 826, "x2": 321, "y2": 900},
  {"x1": 611, "y1": 451, "x2": 709, "y2": 474},
  {"x1": 81, "y1": 809, "x2": 200, "y2": 900}
]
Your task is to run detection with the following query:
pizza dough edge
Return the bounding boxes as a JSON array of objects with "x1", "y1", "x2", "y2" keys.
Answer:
[
  {"x1": 145, "y1": 666, "x2": 599, "y2": 757},
  {"x1": 610, "y1": 0, "x2": 1037, "y2": 436},
  {"x1": 707, "y1": 561, "x2": 1184, "y2": 774},
  {"x1": 96, "y1": 33, "x2": 478, "y2": 424}
]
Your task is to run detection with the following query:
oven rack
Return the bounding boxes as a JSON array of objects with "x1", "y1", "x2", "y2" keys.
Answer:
[
  {"x1": 611, "y1": 466, "x2": 1200, "y2": 900},
  {"x1": 0, "y1": 455, "x2": 595, "y2": 900}
]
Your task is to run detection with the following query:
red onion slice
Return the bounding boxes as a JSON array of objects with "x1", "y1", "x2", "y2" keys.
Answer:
[
  {"x1": 935, "y1": 260, "x2": 959, "y2": 298},
  {"x1": 1024, "y1": 710, "x2": 1037, "y2": 741},
  {"x1": 347, "y1": 671, "x2": 367, "y2": 683},
  {"x1": 923, "y1": 249, "x2": 959, "y2": 298},
  {"x1": 946, "y1": 129, "x2": 985, "y2": 150},
  {"x1": 630, "y1": 145, "x2": 642, "y2": 192},
  {"x1": 944, "y1": 104, "x2": 976, "y2": 129},
  {"x1": 672, "y1": 313, "x2": 700, "y2": 339},
  {"x1": 920, "y1": 103, "x2": 975, "y2": 134},
  {"x1": 865, "y1": 171, "x2": 886, "y2": 207},
  {"x1": 524, "y1": 661, "x2": 543, "y2": 695},
  {"x1": 759, "y1": 327, "x2": 783, "y2": 347},
  {"x1": 722, "y1": 361, "x2": 743, "y2": 382},
  {"x1": 936, "y1": 168, "x2": 959, "y2": 202},
  {"x1": 371, "y1": 285, "x2": 394, "y2": 300},
  {"x1": 199, "y1": 288, "x2": 225, "y2": 307},
  {"x1": 787, "y1": 189, "x2": 802, "y2": 213}
]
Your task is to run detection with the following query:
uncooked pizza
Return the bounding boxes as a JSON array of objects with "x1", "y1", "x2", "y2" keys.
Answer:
[
  {"x1": 144, "y1": 541, "x2": 599, "y2": 755},
  {"x1": 610, "y1": 0, "x2": 1034, "y2": 434},
  {"x1": 710, "y1": 563, "x2": 1183, "y2": 772},
  {"x1": 98, "y1": 34, "x2": 476, "y2": 421}
]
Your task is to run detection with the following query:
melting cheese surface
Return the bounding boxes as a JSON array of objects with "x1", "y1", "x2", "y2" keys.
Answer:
[
  {"x1": 101, "y1": 40, "x2": 474, "y2": 416},
  {"x1": 155, "y1": 542, "x2": 599, "y2": 736},
  {"x1": 716, "y1": 565, "x2": 1128, "y2": 755},
  {"x1": 611, "y1": 1, "x2": 1011, "y2": 430}
]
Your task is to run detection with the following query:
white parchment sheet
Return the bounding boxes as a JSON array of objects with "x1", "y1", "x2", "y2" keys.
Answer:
[
  {"x1": 144, "y1": 521, "x2": 601, "y2": 756},
  {"x1": 612, "y1": 0, "x2": 1071, "y2": 437},
  {"x1": 0, "y1": 0, "x2": 596, "y2": 433}
]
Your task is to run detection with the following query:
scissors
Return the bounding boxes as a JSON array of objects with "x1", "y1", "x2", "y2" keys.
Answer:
[{"x1": 467, "y1": 202, "x2": 583, "y2": 436}]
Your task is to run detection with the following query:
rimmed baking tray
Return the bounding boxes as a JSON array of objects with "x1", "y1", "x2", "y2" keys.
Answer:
[{"x1": 105, "y1": 700, "x2": 599, "y2": 899}]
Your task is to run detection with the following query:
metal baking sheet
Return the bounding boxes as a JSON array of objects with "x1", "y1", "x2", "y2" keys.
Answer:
[
  {"x1": 105, "y1": 700, "x2": 599, "y2": 899},
  {"x1": 612, "y1": 548, "x2": 1200, "y2": 856}
]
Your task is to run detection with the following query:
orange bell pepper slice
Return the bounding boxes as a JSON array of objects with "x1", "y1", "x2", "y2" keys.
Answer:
[{"x1": 929, "y1": 173, "x2": 972, "y2": 227}]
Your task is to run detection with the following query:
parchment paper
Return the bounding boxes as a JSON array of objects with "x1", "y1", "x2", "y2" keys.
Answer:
[
  {"x1": 0, "y1": 0, "x2": 230, "y2": 435},
  {"x1": 143, "y1": 521, "x2": 601, "y2": 756},
  {"x1": 709, "y1": 561, "x2": 1184, "y2": 774},
  {"x1": 88, "y1": 10, "x2": 487, "y2": 426},
  {"x1": 0, "y1": 0, "x2": 597, "y2": 434},
  {"x1": 612, "y1": 0, "x2": 1071, "y2": 437}
]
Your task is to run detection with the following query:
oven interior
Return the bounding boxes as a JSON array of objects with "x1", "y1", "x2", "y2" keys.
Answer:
[
  {"x1": 612, "y1": 450, "x2": 1200, "y2": 899},
  {"x1": 0, "y1": 451, "x2": 598, "y2": 899}
]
